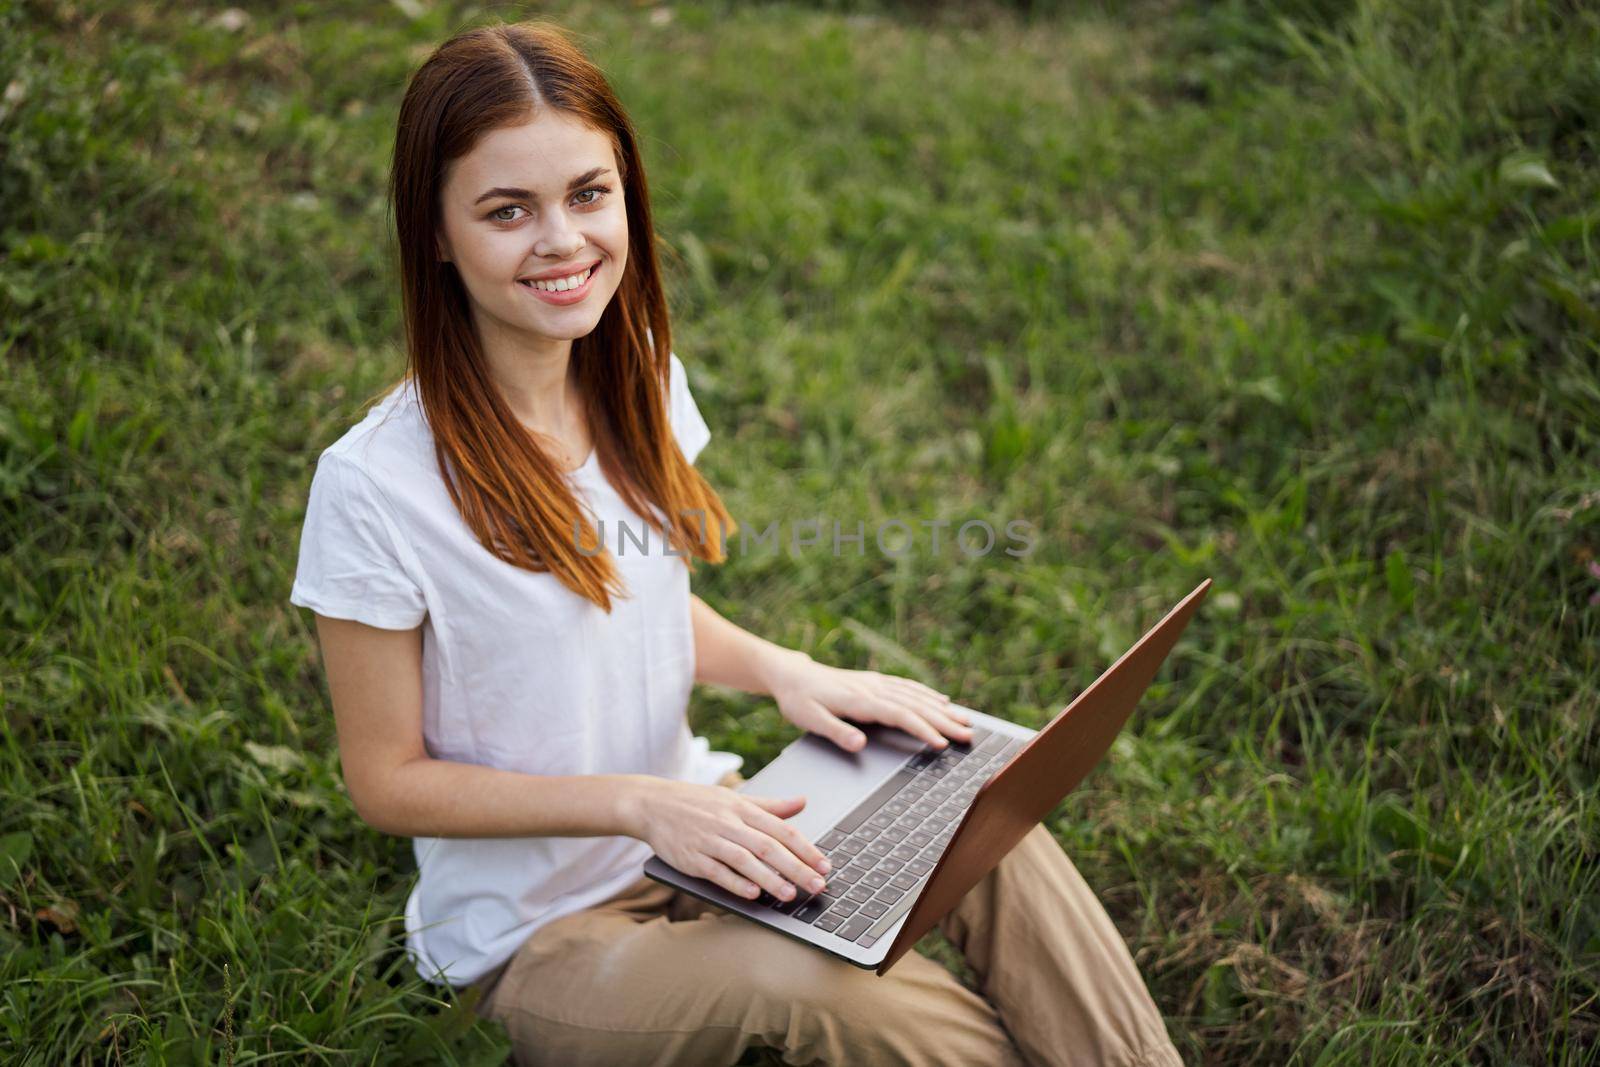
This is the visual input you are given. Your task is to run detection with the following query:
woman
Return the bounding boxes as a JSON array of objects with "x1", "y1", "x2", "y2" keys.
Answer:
[{"x1": 289, "y1": 18, "x2": 1182, "y2": 1067}]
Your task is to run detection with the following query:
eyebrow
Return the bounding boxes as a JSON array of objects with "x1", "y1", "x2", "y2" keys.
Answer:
[{"x1": 473, "y1": 167, "x2": 612, "y2": 205}]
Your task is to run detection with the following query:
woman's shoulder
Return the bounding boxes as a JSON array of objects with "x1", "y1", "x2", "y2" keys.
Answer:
[{"x1": 318, "y1": 376, "x2": 434, "y2": 479}]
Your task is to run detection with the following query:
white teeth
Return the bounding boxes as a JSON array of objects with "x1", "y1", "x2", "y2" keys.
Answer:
[{"x1": 523, "y1": 264, "x2": 595, "y2": 292}]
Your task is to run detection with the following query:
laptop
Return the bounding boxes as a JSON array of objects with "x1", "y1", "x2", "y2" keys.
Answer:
[{"x1": 645, "y1": 578, "x2": 1211, "y2": 974}]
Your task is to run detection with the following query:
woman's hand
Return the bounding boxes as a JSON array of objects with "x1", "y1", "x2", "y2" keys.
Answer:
[
  {"x1": 764, "y1": 652, "x2": 974, "y2": 753},
  {"x1": 621, "y1": 778, "x2": 832, "y2": 903}
]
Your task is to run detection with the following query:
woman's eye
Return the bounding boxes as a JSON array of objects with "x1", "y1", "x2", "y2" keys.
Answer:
[{"x1": 489, "y1": 187, "x2": 611, "y2": 223}]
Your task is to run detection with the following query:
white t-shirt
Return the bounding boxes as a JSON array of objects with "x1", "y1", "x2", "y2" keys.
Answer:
[{"x1": 288, "y1": 351, "x2": 742, "y2": 987}]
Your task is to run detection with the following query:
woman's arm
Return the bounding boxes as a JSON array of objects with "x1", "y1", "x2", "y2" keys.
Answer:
[
  {"x1": 314, "y1": 613, "x2": 643, "y2": 838},
  {"x1": 688, "y1": 594, "x2": 974, "y2": 751},
  {"x1": 312, "y1": 613, "x2": 831, "y2": 902},
  {"x1": 688, "y1": 593, "x2": 812, "y2": 696}
]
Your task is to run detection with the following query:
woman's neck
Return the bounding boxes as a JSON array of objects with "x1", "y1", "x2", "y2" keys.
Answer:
[
  {"x1": 479, "y1": 321, "x2": 576, "y2": 426},
  {"x1": 479, "y1": 325, "x2": 589, "y2": 469}
]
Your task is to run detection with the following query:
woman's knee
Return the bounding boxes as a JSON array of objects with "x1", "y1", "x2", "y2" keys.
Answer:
[
  {"x1": 1003, "y1": 822, "x2": 1081, "y2": 879},
  {"x1": 717, "y1": 924, "x2": 928, "y2": 1017},
  {"x1": 732, "y1": 926, "x2": 870, "y2": 1009}
]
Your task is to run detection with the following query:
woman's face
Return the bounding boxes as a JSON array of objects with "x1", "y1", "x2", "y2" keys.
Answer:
[{"x1": 436, "y1": 110, "x2": 628, "y2": 349}]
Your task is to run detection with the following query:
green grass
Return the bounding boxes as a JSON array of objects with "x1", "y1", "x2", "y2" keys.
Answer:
[{"x1": 2, "y1": 0, "x2": 1597, "y2": 1062}]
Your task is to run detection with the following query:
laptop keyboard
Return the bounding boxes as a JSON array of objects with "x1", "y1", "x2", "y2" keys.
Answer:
[{"x1": 752, "y1": 724, "x2": 1023, "y2": 949}]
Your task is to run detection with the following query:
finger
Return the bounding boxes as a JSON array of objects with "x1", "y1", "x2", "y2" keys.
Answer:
[
  {"x1": 876, "y1": 684, "x2": 973, "y2": 742},
  {"x1": 714, "y1": 839, "x2": 797, "y2": 901},
  {"x1": 886, "y1": 674, "x2": 955, "y2": 706},
  {"x1": 746, "y1": 794, "x2": 806, "y2": 818},
  {"x1": 920, "y1": 703, "x2": 976, "y2": 742},
  {"x1": 806, "y1": 704, "x2": 867, "y2": 752},
  {"x1": 885, "y1": 678, "x2": 968, "y2": 729},
  {"x1": 860, "y1": 686, "x2": 954, "y2": 745},
  {"x1": 735, "y1": 824, "x2": 828, "y2": 895},
  {"x1": 693, "y1": 854, "x2": 762, "y2": 900},
  {"x1": 871, "y1": 694, "x2": 948, "y2": 748},
  {"x1": 745, "y1": 806, "x2": 831, "y2": 878}
]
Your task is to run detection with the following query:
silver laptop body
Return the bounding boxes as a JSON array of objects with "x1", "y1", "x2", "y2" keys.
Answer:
[{"x1": 643, "y1": 580, "x2": 1210, "y2": 971}]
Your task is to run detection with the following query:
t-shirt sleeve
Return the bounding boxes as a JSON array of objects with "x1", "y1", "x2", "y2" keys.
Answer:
[
  {"x1": 289, "y1": 451, "x2": 428, "y2": 630},
  {"x1": 666, "y1": 351, "x2": 712, "y2": 466}
]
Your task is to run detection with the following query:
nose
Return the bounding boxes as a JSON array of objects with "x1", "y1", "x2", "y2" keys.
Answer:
[{"x1": 533, "y1": 209, "x2": 585, "y2": 259}]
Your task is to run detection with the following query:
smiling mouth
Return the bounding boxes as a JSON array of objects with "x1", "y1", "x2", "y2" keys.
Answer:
[{"x1": 518, "y1": 261, "x2": 600, "y2": 293}]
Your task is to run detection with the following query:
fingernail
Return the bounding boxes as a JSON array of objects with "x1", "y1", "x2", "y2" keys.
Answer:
[
  {"x1": 819, "y1": 858, "x2": 831, "y2": 873},
  {"x1": 780, "y1": 884, "x2": 795, "y2": 900},
  {"x1": 810, "y1": 878, "x2": 825, "y2": 893}
]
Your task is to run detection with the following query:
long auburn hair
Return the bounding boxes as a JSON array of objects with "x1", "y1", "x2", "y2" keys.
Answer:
[{"x1": 386, "y1": 19, "x2": 735, "y2": 612}]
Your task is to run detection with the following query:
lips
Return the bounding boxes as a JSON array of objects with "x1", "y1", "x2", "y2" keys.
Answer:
[
  {"x1": 518, "y1": 259, "x2": 602, "y2": 287},
  {"x1": 517, "y1": 260, "x2": 600, "y2": 303}
]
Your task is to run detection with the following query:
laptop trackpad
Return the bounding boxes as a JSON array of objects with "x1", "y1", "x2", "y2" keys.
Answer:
[{"x1": 736, "y1": 725, "x2": 926, "y2": 840}]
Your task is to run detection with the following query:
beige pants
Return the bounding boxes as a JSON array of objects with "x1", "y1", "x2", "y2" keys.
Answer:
[{"x1": 474, "y1": 770, "x2": 1182, "y2": 1067}]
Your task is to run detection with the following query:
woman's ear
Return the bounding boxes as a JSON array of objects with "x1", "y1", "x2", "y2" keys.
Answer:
[{"x1": 436, "y1": 232, "x2": 452, "y2": 264}]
